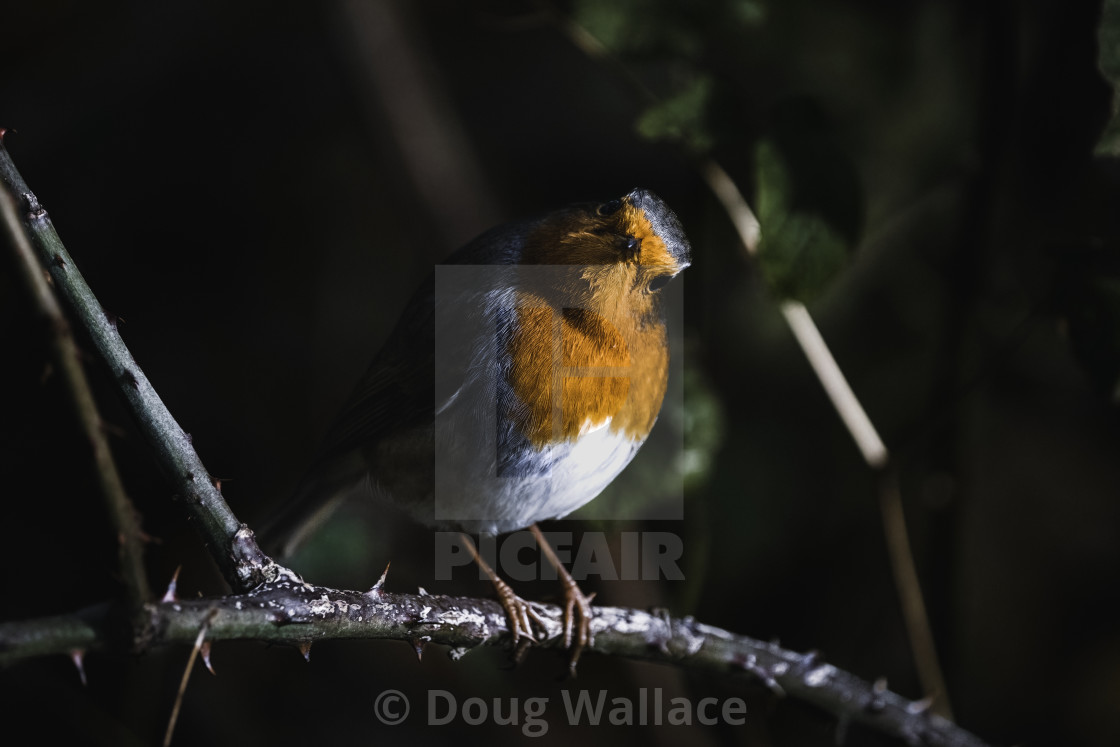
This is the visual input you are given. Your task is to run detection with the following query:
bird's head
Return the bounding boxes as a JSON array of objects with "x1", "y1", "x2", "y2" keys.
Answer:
[{"x1": 518, "y1": 188, "x2": 691, "y2": 319}]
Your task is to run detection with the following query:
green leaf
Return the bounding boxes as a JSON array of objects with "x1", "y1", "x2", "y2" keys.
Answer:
[
  {"x1": 754, "y1": 140, "x2": 851, "y2": 301},
  {"x1": 634, "y1": 76, "x2": 714, "y2": 153}
]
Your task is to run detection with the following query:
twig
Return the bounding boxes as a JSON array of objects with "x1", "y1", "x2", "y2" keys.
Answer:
[
  {"x1": 0, "y1": 605, "x2": 108, "y2": 661},
  {"x1": 0, "y1": 142, "x2": 274, "y2": 593},
  {"x1": 0, "y1": 185, "x2": 152, "y2": 612},
  {"x1": 0, "y1": 579, "x2": 989, "y2": 747},
  {"x1": 777, "y1": 299, "x2": 889, "y2": 468},
  {"x1": 713, "y1": 152, "x2": 950, "y2": 713},
  {"x1": 710, "y1": 159, "x2": 952, "y2": 716},
  {"x1": 694, "y1": 161, "x2": 887, "y2": 467},
  {"x1": 699, "y1": 159, "x2": 762, "y2": 257},
  {"x1": 879, "y1": 471, "x2": 954, "y2": 720},
  {"x1": 163, "y1": 610, "x2": 216, "y2": 747}
]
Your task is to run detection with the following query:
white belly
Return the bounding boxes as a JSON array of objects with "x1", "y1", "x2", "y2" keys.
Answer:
[{"x1": 430, "y1": 421, "x2": 642, "y2": 534}]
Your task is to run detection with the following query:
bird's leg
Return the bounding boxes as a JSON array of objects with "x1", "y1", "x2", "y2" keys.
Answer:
[
  {"x1": 529, "y1": 523, "x2": 595, "y2": 674},
  {"x1": 460, "y1": 532, "x2": 547, "y2": 647}
]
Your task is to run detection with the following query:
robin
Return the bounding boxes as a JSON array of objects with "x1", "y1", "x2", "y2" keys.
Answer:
[{"x1": 261, "y1": 188, "x2": 691, "y2": 670}]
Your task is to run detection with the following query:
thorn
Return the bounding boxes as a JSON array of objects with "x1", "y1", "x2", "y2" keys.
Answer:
[
  {"x1": 417, "y1": 586, "x2": 430, "y2": 596},
  {"x1": 103, "y1": 308, "x2": 125, "y2": 329},
  {"x1": 410, "y1": 638, "x2": 426, "y2": 661},
  {"x1": 366, "y1": 563, "x2": 390, "y2": 597},
  {"x1": 70, "y1": 650, "x2": 87, "y2": 686},
  {"x1": 0, "y1": 126, "x2": 12, "y2": 143},
  {"x1": 200, "y1": 641, "x2": 215, "y2": 675},
  {"x1": 213, "y1": 478, "x2": 222, "y2": 492},
  {"x1": 906, "y1": 695, "x2": 935, "y2": 715},
  {"x1": 161, "y1": 566, "x2": 181, "y2": 603},
  {"x1": 873, "y1": 676, "x2": 888, "y2": 694},
  {"x1": 52, "y1": 254, "x2": 66, "y2": 268},
  {"x1": 298, "y1": 641, "x2": 312, "y2": 662}
]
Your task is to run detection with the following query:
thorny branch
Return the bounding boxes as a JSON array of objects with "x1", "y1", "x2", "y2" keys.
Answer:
[
  {"x1": 0, "y1": 574, "x2": 987, "y2": 747},
  {"x1": 0, "y1": 137, "x2": 274, "y2": 594},
  {"x1": 0, "y1": 140, "x2": 987, "y2": 746},
  {"x1": 0, "y1": 179, "x2": 152, "y2": 619}
]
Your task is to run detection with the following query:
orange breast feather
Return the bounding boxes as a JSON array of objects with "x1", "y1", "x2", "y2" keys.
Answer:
[{"x1": 507, "y1": 296, "x2": 668, "y2": 449}]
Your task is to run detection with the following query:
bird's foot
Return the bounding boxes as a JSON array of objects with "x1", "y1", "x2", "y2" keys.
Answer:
[
  {"x1": 558, "y1": 577, "x2": 596, "y2": 676},
  {"x1": 460, "y1": 532, "x2": 549, "y2": 651},
  {"x1": 528, "y1": 523, "x2": 596, "y2": 675},
  {"x1": 491, "y1": 574, "x2": 550, "y2": 648}
]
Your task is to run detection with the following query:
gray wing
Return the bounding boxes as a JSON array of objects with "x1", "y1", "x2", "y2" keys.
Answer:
[{"x1": 257, "y1": 222, "x2": 535, "y2": 557}]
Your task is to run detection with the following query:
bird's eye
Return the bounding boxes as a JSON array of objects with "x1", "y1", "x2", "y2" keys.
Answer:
[
  {"x1": 621, "y1": 236, "x2": 641, "y2": 261},
  {"x1": 597, "y1": 199, "x2": 622, "y2": 216},
  {"x1": 648, "y1": 274, "x2": 673, "y2": 292}
]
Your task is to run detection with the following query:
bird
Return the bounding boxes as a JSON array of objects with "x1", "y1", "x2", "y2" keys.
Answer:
[{"x1": 259, "y1": 188, "x2": 691, "y2": 670}]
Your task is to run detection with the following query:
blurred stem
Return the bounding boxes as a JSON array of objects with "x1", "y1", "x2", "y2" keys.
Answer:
[
  {"x1": 334, "y1": 0, "x2": 501, "y2": 246},
  {"x1": 880, "y1": 470, "x2": 954, "y2": 720},
  {"x1": 163, "y1": 611, "x2": 215, "y2": 747},
  {"x1": 700, "y1": 159, "x2": 762, "y2": 256},
  {"x1": 779, "y1": 299, "x2": 888, "y2": 467},
  {"x1": 0, "y1": 141, "x2": 274, "y2": 592},
  {"x1": 0, "y1": 182, "x2": 153, "y2": 614}
]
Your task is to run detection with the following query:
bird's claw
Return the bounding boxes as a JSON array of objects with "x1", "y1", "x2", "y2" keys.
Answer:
[
  {"x1": 561, "y1": 587, "x2": 595, "y2": 675},
  {"x1": 495, "y1": 581, "x2": 550, "y2": 647}
]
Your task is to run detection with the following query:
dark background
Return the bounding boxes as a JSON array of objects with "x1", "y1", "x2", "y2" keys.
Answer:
[{"x1": 3, "y1": 0, "x2": 1120, "y2": 745}]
